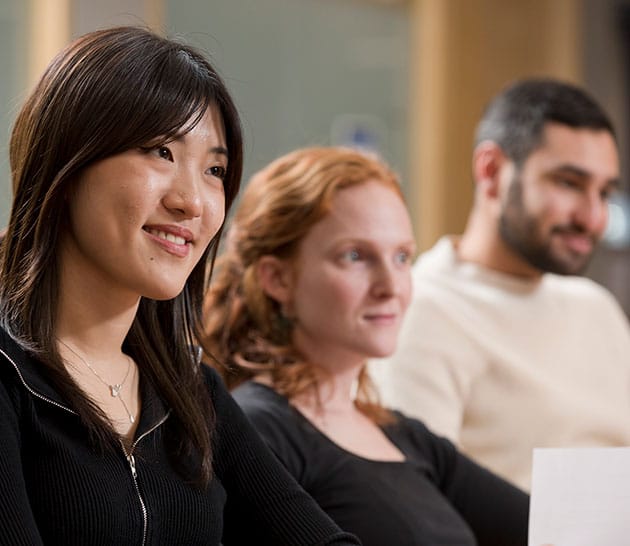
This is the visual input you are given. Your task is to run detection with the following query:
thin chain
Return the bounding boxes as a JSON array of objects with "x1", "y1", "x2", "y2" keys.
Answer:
[{"x1": 58, "y1": 339, "x2": 136, "y2": 424}]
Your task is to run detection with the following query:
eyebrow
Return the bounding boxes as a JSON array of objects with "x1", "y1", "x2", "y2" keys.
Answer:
[
  {"x1": 170, "y1": 132, "x2": 229, "y2": 159},
  {"x1": 211, "y1": 146, "x2": 229, "y2": 159},
  {"x1": 333, "y1": 237, "x2": 417, "y2": 249},
  {"x1": 551, "y1": 164, "x2": 620, "y2": 189}
]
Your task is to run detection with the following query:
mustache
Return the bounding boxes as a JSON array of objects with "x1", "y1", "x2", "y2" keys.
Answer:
[{"x1": 550, "y1": 224, "x2": 598, "y2": 242}]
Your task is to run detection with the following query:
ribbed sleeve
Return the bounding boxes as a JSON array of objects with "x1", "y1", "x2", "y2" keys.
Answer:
[{"x1": 206, "y1": 368, "x2": 361, "y2": 545}]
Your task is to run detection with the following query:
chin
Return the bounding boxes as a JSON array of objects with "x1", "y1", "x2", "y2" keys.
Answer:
[
  {"x1": 366, "y1": 345, "x2": 397, "y2": 359},
  {"x1": 144, "y1": 284, "x2": 187, "y2": 301}
]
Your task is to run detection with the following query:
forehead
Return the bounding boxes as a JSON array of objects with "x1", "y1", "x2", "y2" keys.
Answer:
[
  {"x1": 185, "y1": 104, "x2": 226, "y2": 144},
  {"x1": 303, "y1": 180, "x2": 413, "y2": 246},
  {"x1": 525, "y1": 122, "x2": 619, "y2": 180}
]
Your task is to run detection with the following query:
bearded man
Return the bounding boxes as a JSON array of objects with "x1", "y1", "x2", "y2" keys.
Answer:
[{"x1": 373, "y1": 78, "x2": 630, "y2": 491}]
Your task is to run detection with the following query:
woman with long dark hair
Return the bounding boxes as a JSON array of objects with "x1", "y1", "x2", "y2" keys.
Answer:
[{"x1": 0, "y1": 27, "x2": 359, "y2": 545}]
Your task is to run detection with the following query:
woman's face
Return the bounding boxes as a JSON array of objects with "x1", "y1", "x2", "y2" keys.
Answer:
[
  {"x1": 289, "y1": 180, "x2": 415, "y2": 367},
  {"x1": 61, "y1": 105, "x2": 228, "y2": 302}
]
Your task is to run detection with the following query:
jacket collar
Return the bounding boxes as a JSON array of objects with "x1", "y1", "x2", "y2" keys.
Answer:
[
  {"x1": 0, "y1": 325, "x2": 70, "y2": 410},
  {"x1": 0, "y1": 325, "x2": 170, "y2": 432}
]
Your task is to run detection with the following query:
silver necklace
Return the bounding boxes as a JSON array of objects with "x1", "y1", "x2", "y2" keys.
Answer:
[{"x1": 59, "y1": 340, "x2": 136, "y2": 424}]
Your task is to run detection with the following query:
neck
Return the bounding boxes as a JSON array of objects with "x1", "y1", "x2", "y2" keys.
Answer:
[
  {"x1": 293, "y1": 358, "x2": 363, "y2": 416},
  {"x1": 58, "y1": 307, "x2": 140, "y2": 372},
  {"x1": 55, "y1": 239, "x2": 141, "y2": 360},
  {"x1": 458, "y1": 210, "x2": 543, "y2": 279}
]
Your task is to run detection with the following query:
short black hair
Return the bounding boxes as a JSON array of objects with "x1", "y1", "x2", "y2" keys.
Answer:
[{"x1": 474, "y1": 78, "x2": 616, "y2": 166}]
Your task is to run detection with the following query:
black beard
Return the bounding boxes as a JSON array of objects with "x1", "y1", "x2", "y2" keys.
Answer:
[{"x1": 498, "y1": 174, "x2": 595, "y2": 276}]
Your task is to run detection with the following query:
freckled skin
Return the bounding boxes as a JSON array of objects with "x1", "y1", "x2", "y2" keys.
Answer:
[
  {"x1": 59, "y1": 106, "x2": 228, "y2": 306},
  {"x1": 288, "y1": 181, "x2": 416, "y2": 371}
]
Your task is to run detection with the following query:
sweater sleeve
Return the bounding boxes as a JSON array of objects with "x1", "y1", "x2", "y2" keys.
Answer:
[
  {"x1": 0, "y1": 370, "x2": 45, "y2": 545},
  {"x1": 205, "y1": 368, "x2": 361, "y2": 546},
  {"x1": 405, "y1": 417, "x2": 529, "y2": 546}
]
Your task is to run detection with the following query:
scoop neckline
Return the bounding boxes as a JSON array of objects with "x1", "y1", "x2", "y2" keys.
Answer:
[{"x1": 247, "y1": 381, "x2": 410, "y2": 465}]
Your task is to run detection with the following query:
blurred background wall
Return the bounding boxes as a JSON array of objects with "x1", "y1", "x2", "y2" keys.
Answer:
[{"x1": 1, "y1": 0, "x2": 630, "y2": 313}]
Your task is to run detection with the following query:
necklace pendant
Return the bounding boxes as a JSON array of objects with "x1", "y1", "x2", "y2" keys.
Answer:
[
  {"x1": 110, "y1": 384, "x2": 121, "y2": 397},
  {"x1": 129, "y1": 414, "x2": 135, "y2": 424}
]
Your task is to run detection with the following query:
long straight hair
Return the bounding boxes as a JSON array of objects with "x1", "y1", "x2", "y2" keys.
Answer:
[{"x1": 0, "y1": 26, "x2": 243, "y2": 486}]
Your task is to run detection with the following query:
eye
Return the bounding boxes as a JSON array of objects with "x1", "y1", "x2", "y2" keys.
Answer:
[
  {"x1": 341, "y1": 248, "x2": 362, "y2": 263},
  {"x1": 601, "y1": 186, "x2": 617, "y2": 202},
  {"x1": 208, "y1": 165, "x2": 227, "y2": 181},
  {"x1": 555, "y1": 176, "x2": 581, "y2": 191},
  {"x1": 395, "y1": 250, "x2": 411, "y2": 265},
  {"x1": 140, "y1": 145, "x2": 173, "y2": 161}
]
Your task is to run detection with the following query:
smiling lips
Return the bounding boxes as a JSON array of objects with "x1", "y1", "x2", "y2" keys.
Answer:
[
  {"x1": 144, "y1": 226, "x2": 193, "y2": 257},
  {"x1": 556, "y1": 232, "x2": 594, "y2": 255}
]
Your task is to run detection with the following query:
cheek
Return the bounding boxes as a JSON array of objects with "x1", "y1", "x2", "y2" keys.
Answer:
[
  {"x1": 294, "y1": 272, "x2": 356, "y2": 318},
  {"x1": 399, "y1": 274, "x2": 413, "y2": 311},
  {"x1": 200, "y1": 191, "x2": 226, "y2": 243},
  {"x1": 318, "y1": 276, "x2": 365, "y2": 312},
  {"x1": 530, "y1": 184, "x2": 576, "y2": 218},
  {"x1": 540, "y1": 201, "x2": 572, "y2": 228}
]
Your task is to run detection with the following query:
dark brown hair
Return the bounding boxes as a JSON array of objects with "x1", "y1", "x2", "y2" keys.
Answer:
[
  {"x1": 204, "y1": 147, "x2": 401, "y2": 424},
  {"x1": 475, "y1": 78, "x2": 616, "y2": 168},
  {"x1": 0, "y1": 26, "x2": 243, "y2": 485}
]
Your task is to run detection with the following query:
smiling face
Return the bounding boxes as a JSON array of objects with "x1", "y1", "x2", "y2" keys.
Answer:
[
  {"x1": 498, "y1": 123, "x2": 619, "y2": 275},
  {"x1": 60, "y1": 105, "x2": 228, "y2": 303},
  {"x1": 285, "y1": 180, "x2": 415, "y2": 369}
]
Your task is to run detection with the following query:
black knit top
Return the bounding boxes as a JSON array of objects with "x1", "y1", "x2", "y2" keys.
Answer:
[
  {"x1": 0, "y1": 326, "x2": 360, "y2": 545},
  {"x1": 233, "y1": 381, "x2": 529, "y2": 546}
]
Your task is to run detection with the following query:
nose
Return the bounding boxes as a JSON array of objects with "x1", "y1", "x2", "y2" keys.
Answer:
[
  {"x1": 371, "y1": 261, "x2": 397, "y2": 299},
  {"x1": 574, "y1": 191, "x2": 608, "y2": 236},
  {"x1": 163, "y1": 168, "x2": 203, "y2": 218}
]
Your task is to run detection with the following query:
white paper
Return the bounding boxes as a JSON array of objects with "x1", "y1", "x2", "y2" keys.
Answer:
[{"x1": 529, "y1": 447, "x2": 630, "y2": 546}]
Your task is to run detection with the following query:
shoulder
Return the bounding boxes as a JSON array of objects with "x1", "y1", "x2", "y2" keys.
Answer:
[
  {"x1": 0, "y1": 327, "x2": 30, "y2": 418},
  {"x1": 545, "y1": 274, "x2": 628, "y2": 318},
  {"x1": 389, "y1": 411, "x2": 458, "y2": 463},
  {"x1": 199, "y1": 364, "x2": 223, "y2": 396},
  {"x1": 0, "y1": 325, "x2": 26, "y2": 370},
  {"x1": 391, "y1": 412, "x2": 489, "y2": 490},
  {"x1": 546, "y1": 273, "x2": 618, "y2": 301},
  {"x1": 232, "y1": 382, "x2": 294, "y2": 428},
  {"x1": 0, "y1": 326, "x2": 36, "y2": 393},
  {"x1": 407, "y1": 237, "x2": 488, "y2": 313},
  {"x1": 412, "y1": 237, "x2": 457, "y2": 278},
  {"x1": 231, "y1": 382, "x2": 309, "y2": 475}
]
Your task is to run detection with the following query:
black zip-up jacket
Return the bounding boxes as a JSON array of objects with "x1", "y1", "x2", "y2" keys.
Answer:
[{"x1": 0, "y1": 326, "x2": 360, "y2": 545}]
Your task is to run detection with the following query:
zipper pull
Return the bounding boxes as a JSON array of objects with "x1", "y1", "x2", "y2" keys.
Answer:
[{"x1": 128, "y1": 454, "x2": 137, "y2": 479}]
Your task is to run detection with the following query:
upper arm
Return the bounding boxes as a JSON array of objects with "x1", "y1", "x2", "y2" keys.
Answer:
[{"x1": 421, "y1": 425, "x2": 529, "y2": 546}]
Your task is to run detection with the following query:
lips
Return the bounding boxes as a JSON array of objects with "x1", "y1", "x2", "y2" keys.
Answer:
[
  {"x1": 146, "y1": 229, "x2": 187, "y2": 245},
  {"x1": 143, "y1": 225, "x2": 194, "y2": 257},
  {"x1": 555, "y1": 232, "x2": 594, "y2": 255},
  {"x1": 564, "y1": 235, "x2": 592, "y2": 254},
  {"x1": 363, "y1": 312, "x2": 398, "y2": 325}
]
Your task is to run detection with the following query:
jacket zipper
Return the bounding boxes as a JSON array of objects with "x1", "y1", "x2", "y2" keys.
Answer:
[
  {"x1": 1, "y1": 348, "x2": 77, "y2": 415},
  {"x1": 2, "y1": 347, "x2": 169, "y2": 546},
  {"x1": 120, "y1": 412, "x2": 170, "y2": 546}
]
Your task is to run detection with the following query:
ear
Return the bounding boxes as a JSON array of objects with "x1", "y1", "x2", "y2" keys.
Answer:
[
  {"x1": 472, "y1": 141, "x2": 508, "y2": 200},
  {"x1": 256, "y1": 255, "x2": 294, "y2": 306}
]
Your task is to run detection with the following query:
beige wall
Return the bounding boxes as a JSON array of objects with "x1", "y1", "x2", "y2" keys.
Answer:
[
  {"x1": 408, "y1": 0, "x2": 582, "y2": 250},
  {"x1": 26, "y1": 0, "x2": 162, "y2": 89}
]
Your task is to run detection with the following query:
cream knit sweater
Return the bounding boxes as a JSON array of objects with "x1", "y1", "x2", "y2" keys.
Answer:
[{"x1": 372, "y1": 236, "x2": 630, "y2": 491}]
